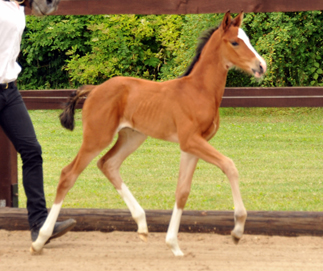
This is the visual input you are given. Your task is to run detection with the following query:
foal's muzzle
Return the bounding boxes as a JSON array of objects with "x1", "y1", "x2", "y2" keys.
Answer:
[{"x1": 252, "y1": 60, "x2": 267, "y2": 78}]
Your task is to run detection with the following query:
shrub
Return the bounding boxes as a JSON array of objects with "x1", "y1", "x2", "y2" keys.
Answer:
[
  {"x1": 19, "y1": 15, "x2": 91, "y2": 89},
  {"x1": 65, "y1": 14, "x2": 183, "y2": 85},
  {"x1": 245, "y1": 11, "x2": 323, "y2": 86},
  {"x1": 160, "y1": 11, "x2": 323, "y2": 87},
  {"x1": 19, "y1": 12, "x2": 323, "y2": 89}
]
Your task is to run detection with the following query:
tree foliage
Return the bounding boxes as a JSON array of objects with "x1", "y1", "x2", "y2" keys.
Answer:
[
  {"x1": 161, "y1": 11, "x2": 323, "y2": 87},
  {"x1": 18, "y1": 11, "x2": 323, "y2": 89},
  {"x1": 65, "y1": 14, "x2": 183, "y2": 85},
  {"x1": 246, "y1": 11, "x2": 323, "y2": 86},
  {"x1": 19, "y1": 15, "x2": 91, "y2": 89}
]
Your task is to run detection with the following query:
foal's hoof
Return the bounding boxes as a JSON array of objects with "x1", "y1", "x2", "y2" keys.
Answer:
[
  {"x1": 166, "y1": 242, "x2": 184, "y2": 257},
  {"x1": 231, "y1": 235, "x2": 240, "y2": 245},
  {"x1": 231, "y1": 229, "x2": 243, "y2": 245},
  {"x1": 138, "y1": 232, "x2": 148, "y2": 242},
  {"x1": 30, "y1": 245, "x2": 43, "y2": 255}
]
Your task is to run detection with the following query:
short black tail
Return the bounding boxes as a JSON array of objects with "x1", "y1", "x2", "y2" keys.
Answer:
[{"x1": 59, "y1": 85, "x2": 95, "y2": 131}]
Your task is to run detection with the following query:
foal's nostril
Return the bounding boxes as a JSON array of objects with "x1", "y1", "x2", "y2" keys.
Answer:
[{"x1": 259, "y1": 63, "x2": 264, "y2": 74}]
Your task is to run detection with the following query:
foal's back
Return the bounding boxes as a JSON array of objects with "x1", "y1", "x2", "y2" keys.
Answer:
[{"x1": 84, "y1": 75, "x2": 218, "y2": 143}]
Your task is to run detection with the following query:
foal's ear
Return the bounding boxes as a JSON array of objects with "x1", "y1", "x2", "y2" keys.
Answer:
[
  {"x1": 232, "y1": 11, "x2": 244, "y2": 28},
  {"x1": 221, "y1": 11, "x2": 232, "y2": 32}
]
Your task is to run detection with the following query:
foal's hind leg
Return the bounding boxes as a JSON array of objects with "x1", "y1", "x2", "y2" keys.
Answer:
[
  {"x1": 97, "y1": 128, "x2": 148, "y2": 241},
  {"x1": 30, "y1": 147, "x2": 102, "y2": 253},
  {"x1": 30, "y1": 151, "x2": 99, "y2": 253},
  {"x1": 166, "y1": 151, "x2": 198, "y2": 256},
  {"x1": 31, "y1": 124, "x2": 116, "y2": 253}
]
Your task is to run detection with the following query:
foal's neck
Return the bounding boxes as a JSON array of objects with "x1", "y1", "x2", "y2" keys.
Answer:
[{"x1": 187, "y1": 30, "x2": 228, "y2": 98}]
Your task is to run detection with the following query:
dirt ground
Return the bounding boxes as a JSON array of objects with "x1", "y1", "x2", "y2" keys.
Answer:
[{"x1": 0, "y1": 230, "x2": 322, "y2": 271}]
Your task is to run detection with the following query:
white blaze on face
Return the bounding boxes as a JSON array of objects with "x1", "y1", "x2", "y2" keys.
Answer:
[{"x1": 237, "y1": 28, "x2": 267, "y2": 74}]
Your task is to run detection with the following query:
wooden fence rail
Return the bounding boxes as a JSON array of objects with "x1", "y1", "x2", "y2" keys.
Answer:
[
  {"x1": 26, "y1": 0, "x2": 323, "y2": 15},
  {"x1": 19, "y1": 87, "x2": 323, "y2": 110},
  {"x1": 2, "y1": 208, "x2": 323, "y2": 236}
]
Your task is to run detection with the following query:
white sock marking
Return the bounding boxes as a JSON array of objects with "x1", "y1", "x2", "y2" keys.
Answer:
[
  {"x1": 166, "y1": 203, "x2": 184, "y2": 256},
  {"x1": 117, "y1": 183, "x2": 147, "y2": 234},
  {"x1": 31, "y1": 201, "x2": 63, "y2": 252}
]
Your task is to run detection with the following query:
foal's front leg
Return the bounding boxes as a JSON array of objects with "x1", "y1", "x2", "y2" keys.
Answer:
[
  {"x1": 166, "y1": 151, "x2": 198, "y2": 256},
  {"x1": 181, "y1": 135, "x2": 247, "y2": 244}
]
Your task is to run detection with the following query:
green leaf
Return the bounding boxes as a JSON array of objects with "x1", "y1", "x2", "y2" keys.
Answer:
[
  {"x1": 310, "y1": 67, "x2": 316, "y2": 73},
  {"x1": 144, "y1": 57, "x2": 160, "y2": 67},
  {"x1": 313, "y1": 73, "x2": 319, "y2": 80}
]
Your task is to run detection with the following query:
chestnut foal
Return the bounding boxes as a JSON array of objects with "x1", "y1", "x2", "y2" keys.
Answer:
[{"x1": 31, "y1": 12, "x2": 266, "y2": 256}]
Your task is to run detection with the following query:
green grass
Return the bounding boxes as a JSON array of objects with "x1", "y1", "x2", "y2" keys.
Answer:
[{"x1": 18, "y1": 108, "x2": 323, "y2": 212}]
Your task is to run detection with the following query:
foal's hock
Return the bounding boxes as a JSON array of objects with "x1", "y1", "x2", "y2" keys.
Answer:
[{"x1": 31, "y1": 11, "x2": 266, "y2": 256}]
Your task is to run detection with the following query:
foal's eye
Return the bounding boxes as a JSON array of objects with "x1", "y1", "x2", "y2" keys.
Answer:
[{"x1": 231, "y1": 41, "x2": 239, "y2": 46}]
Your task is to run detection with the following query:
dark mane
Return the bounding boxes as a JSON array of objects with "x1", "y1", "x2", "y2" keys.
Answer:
[{"x1": 180, "y1": 26, "x2": 219, "y2": 77}]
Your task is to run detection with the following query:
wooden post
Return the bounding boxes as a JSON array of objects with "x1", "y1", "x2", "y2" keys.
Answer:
[{"x1": 0, "y1": 127, "x2": 18, "y2": 207}]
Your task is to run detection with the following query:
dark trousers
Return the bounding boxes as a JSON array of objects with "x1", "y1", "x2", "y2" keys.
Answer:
[{"x1": 0, "y1": 85, "x2": 47, "y2": 229}]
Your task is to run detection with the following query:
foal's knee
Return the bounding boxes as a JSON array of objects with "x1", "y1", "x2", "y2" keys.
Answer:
[{"x1": 222, "y1": 158, "x2": 239, "y2": 180}]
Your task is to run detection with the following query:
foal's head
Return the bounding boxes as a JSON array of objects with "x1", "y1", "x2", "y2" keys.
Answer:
[
  {"x1": 24, "y1": 0, "x2": 60, "y2": 15},
  {"x1": 219, "y1": 11, "x2": 266, "y2": 78}
]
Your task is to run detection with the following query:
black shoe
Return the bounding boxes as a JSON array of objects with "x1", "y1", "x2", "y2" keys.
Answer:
[{"x1": 31, "y1": 218, "x2": 76, "y2": 244}]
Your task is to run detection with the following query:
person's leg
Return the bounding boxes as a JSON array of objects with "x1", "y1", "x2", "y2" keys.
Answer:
[
  {"x1": 0, "y1": 86, "x2": 47, "y2": 229},
  {"x1": 0, "y1": 86, "x2": 76, "y2": 244}
]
